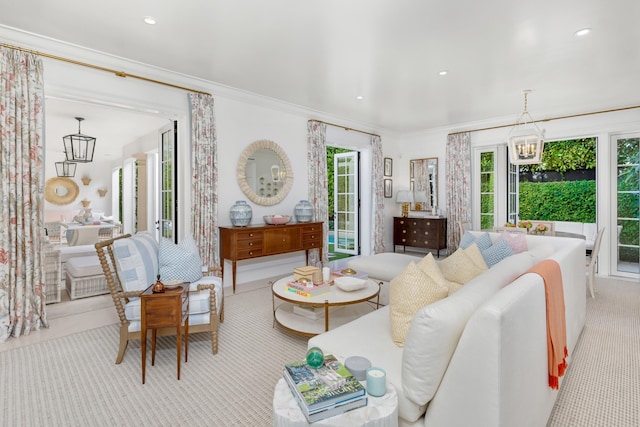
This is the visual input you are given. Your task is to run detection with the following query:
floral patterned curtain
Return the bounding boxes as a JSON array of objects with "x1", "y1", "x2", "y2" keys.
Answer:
[
  {"x1": 307, "y1": 121, "x2": 328, "y2": 265},
  {"x1": 189, "y1": 93, "x2": 218, "y2": 269},
  {"x1": 445, "y1": 132, "x2": 471, "y2": 253},
  {"x1": 370, "y1": 135, "x2": 385, "y2": 253},
  {"x1": 0, "y1": 47, "x2": 47, "y2": 342}
]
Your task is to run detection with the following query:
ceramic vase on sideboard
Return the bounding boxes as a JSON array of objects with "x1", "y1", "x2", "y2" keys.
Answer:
[
  {"x1": 294, "y1": 200, "x2": 313, "y2": 223},
  {"x1": 230, "y1": 200, "x2": 252, "y2": 227}
]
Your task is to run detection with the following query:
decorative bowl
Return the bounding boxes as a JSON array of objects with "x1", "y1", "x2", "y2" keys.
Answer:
[
  {"x1": 340, "y1": 267, "x2": 358, "y2": 275},
  {"x1": 263, "y1": 215, "x2": 292, "y2": 225},
  {"x1": 334, "y1": 276, "x2": 367, "y2": 292}
]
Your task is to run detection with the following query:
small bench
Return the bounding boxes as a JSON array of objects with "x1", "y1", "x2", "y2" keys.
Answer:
[{"x1": 65, "y1": 255, "x2": 110, "y2": 300}]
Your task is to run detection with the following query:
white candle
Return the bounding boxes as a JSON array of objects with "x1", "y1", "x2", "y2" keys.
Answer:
[{"x1": 322, "y1": 267, "x2": 331, "y2": 283}]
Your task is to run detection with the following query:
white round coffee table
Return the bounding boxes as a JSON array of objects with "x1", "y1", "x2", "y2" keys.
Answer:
[
  {"x1": 272, "y1": 377, "x2": 398, "y2": 427},
  {"x1": 271, "y1": 276, "x2": 381, "y2": 337}
]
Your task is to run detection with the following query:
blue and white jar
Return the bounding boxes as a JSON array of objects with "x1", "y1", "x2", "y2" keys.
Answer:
[
  {"x1": 294, "y1": 200, "x2": 314, "y2": 223},
  {"x1": 230, "y1": 200, "x2": 252, "y2": 227}
]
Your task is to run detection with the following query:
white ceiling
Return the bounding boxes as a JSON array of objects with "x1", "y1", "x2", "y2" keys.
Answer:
[{"x1": 2, "y1": 0, "x2": 640, "y2": 135}]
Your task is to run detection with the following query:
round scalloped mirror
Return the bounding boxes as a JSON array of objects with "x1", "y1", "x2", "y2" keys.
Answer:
[
  {"x1": 44, "y1": 177, "x2": 79, "y2": 205},
  {"x1": 237, "y1": 139, "x2": 294, "y2": 206}
]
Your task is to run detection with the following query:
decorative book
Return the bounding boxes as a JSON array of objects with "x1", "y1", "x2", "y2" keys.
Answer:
[
  {"x1": 286, "y1": 282, "x2": 330, "y2": 298},
  {"x1": 293, "y1": 304, "x2": 324, "y2": 320},
  {"x1": 282, "y1": 354, "x2": 366, "y2": 421}
]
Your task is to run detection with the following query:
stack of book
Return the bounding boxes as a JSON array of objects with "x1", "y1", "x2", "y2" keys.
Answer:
[
  {"x1": 286, "y1": 281, "x2": 330, "y2": 298},
  {"x1": 283, "y1": 354, "x2": 367, "y2": 423}
]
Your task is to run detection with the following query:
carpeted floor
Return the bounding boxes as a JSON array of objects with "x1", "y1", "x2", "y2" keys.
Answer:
[{"x1": 0, "y1": 277, "x2": 638, "y2": 426}]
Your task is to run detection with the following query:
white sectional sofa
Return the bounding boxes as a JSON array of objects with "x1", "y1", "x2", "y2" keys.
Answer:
[{"x1": 309, "y1": 233, "x2": 586, "y2": 427}]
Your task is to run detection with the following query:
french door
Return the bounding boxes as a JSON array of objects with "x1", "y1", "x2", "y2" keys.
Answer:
[
  {"x1": 158, "y1": 121, "x2": 178, "y2": 242},
  {"x1": 333, "y1": 152, "x2": 359, "y2": 255},
  {"x1": 612, "y1": 134, "x2": 639, "y2": 277}
]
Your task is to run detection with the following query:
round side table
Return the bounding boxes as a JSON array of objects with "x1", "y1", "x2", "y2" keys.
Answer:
[{"x1": 272, "y1": 377, "x2": 398, "y2": 427}]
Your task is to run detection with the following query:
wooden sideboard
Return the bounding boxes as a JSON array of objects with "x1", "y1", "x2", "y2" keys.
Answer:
[
  {"x1": 219, "y1": 222, "x2": 323, "y2": 292},
  {"x1": 393, "y1": 217, "x2": 447, "y2": 257}
]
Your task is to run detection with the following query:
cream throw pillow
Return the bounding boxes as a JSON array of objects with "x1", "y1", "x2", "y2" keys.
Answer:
[
  {"x1": 417, "y1": 253, "x2": 461, "y2": 296},
  {"x1": 439, "y1": 243, "x2": 488, "y2": 284},
  {"x1": 390, "y1": 261, "x2": 448, "y2": 347}
]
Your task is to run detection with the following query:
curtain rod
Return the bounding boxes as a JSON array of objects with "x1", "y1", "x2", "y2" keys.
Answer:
[
  {"x1": 449, "y1": 104, "x2": 640, "y2": 136},
  {"x1": 0, "y1": 42, "x2": 211, "y2": 96},
  {"x1": 308, "y1": 119, "x2": 380, "y2": 138}
]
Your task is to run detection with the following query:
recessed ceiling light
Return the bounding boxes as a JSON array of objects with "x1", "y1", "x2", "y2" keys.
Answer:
[
  {"x1": 439, "y1": 71, "x2": 448, "y2": 76},
  {"x1": 356, "y1": 95, "x2": 364, "y2": 100},
  {"x1": 143, "y1": 16, "x2": 157, "y2": 25},
  {"x1": 574, "y1": 28, "x2": 591, "y2": 37}
]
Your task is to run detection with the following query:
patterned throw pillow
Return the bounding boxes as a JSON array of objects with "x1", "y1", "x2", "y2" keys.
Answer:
[
  {"x1": 159, "y1": 235, "x2": 204, "y2": 283},
  {"x1": 481, "y1": 238, "x2": 515, "y2": 267},
  {"x1": 417, "y1": 253, "x2": 461, "y2": 296},
  {"x1": 112, "y1": 232, "x2": 159, "y2": 292},
  {"x1": 439, "y1": 244, "x2": 487, "y2": 284},
  {"x1": 390, "y1": 262, "x2": 448, "y2": 346},
  {"x1": 500, "y1": 230, "x2": 528, "y2": 253},
  {"x1": 459, "y1": 231, "x2": 492, "y2": 251}
]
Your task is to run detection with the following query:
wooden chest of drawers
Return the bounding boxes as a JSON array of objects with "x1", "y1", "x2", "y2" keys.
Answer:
[
  {"x1": 393, "y1": 217, "x2": 447, "y2": 257},
  {"x1": 219, "y1": 222, "x2": 323, "y2": 292}
]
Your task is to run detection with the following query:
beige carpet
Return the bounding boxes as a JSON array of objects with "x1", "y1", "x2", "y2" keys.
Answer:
[{"x1": 0, "y1": 278, "x2": 638, "y2": 426}]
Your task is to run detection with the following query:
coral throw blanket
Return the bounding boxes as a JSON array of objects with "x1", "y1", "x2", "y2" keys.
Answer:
[{"x1": 526, "y1": 259, "x2": 568, "y2": 389}]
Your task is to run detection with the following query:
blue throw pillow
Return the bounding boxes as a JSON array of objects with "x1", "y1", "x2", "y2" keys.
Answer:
[
  {"x1": 481, "y1": 238, "x2": 514, "y2": 267},
  {"x1": 460, "y1": 231, "x2": 492, "y2": 251},
  {"x1": 159, "y1": 235, "x2": 203, "y2": 283}
]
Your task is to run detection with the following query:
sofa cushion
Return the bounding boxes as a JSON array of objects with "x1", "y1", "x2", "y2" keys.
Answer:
[
  {"x1": 417, "y1": 253, "x2": 461, "y2": 296},
  {"x1": 459, "y1": 231, "x2": 492, "y2": 251},
  {"x1": 401, "y1": 250, "x2": 541, "y2": 418},
  {"x1": 390, "y1": 262, "x2": 448, "y2": 346},
  {"x1": 112, "y1": 232, "x2": 159, "y2": 293},
  {"x1": 500, "y1": 230, "x2": 528, "y2": 253},
  {"x1": 481, "y1": 238, "x2": 515, "y2": 267},
  {"x1": 439, "y1": 244, "x2": 487, "y2": 284},
  {"x1": 159, "y1": 235, "x2": 203, "y2": 283}
]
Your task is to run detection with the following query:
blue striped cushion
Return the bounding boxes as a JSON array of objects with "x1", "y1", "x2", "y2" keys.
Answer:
[
  {"x1": 112, "y1": 232, "x2": 159, "y2": 292},
  {"x1": 159, "y1": 236, "x2": 203, "y2": 283}
]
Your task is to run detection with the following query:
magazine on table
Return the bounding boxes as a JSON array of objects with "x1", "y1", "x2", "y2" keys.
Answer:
[{"x1": 282, "y1": 354, "x2": 366, "y2": 414}]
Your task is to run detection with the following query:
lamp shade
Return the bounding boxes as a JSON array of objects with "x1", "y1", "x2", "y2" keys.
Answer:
[
  {"x1": 396, "y1": 190, "x2": 414, "y2": 204},
  {"x1": 63, "y1": 117, "x2": 96, "y2": 163},
  {"x1": 413, "y1": 190, "x2": 428, "y2": 203}
]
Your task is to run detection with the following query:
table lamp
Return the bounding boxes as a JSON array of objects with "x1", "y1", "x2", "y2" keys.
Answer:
[
  {"x1": 413, "y1": 190, "x2": 427, "y2": 211},
  {"x1": 396, "y1": 190, "x2": 413, "y2": 217}
]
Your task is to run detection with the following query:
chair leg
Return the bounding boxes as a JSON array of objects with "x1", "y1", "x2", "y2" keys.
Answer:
[
  {"x1": 588, "y1": 270, "x2": 595, "y2": 298},
  {"x1": 115, "y1": 325, "x2": 129, "y2": 364},
  {"x1": 211, "y1": 326, "x2": 218, "y2": 355}
]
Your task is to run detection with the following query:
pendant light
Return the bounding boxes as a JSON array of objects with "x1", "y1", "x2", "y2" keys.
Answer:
[
  {"x1": 63, "y1": 117, "x2": 96, "y2": 163},
  {"x1": 507, "y1": 90, "x2": 546, "y2": 165},
  {"x1": 55, "y1": 153, "x2": 77, "y2": 177}
]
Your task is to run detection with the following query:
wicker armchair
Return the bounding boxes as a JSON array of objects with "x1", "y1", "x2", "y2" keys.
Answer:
[{"x1": 95, "y1": 234, "x2": 224, "y2": 364}]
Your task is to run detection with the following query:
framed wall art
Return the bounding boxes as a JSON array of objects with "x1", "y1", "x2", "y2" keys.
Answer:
[
  {"x1": 384, "y1": 179, "x2": 393, "y2": 198},
  {"x1": 384, "y1": 157, "x2": 393, "y2": 177}
]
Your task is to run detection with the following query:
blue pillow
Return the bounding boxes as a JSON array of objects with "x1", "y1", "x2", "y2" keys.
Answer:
[
  {"x1": 112, "y1": 232, "x2": 159, "y2": 292},
  {"x1": 460, "y1": 231, "x2": 492, "y2": 251},
  {"x1": 481, "y1": 238, "x2": 514, "y2": 267},
  {"x1": 159, "y1": 235, "x2": 203, "y2": 283}
]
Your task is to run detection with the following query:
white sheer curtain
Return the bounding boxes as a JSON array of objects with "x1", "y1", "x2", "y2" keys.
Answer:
[
  {"x1": 0, "y1": 47, "x2": 47, "y2": 341},
  {"x1": 370, "y1": 135, "x2": 385, "y2": 253},
  {"x1": 306, "y1": 121, "x2": 328, "y2": 265},
  {"x1": 189, "y1": 93, "x2": 218, "y2": 269},
  {"x1": 445, "y1": 132, "x2": 471, "y2": 252}
]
